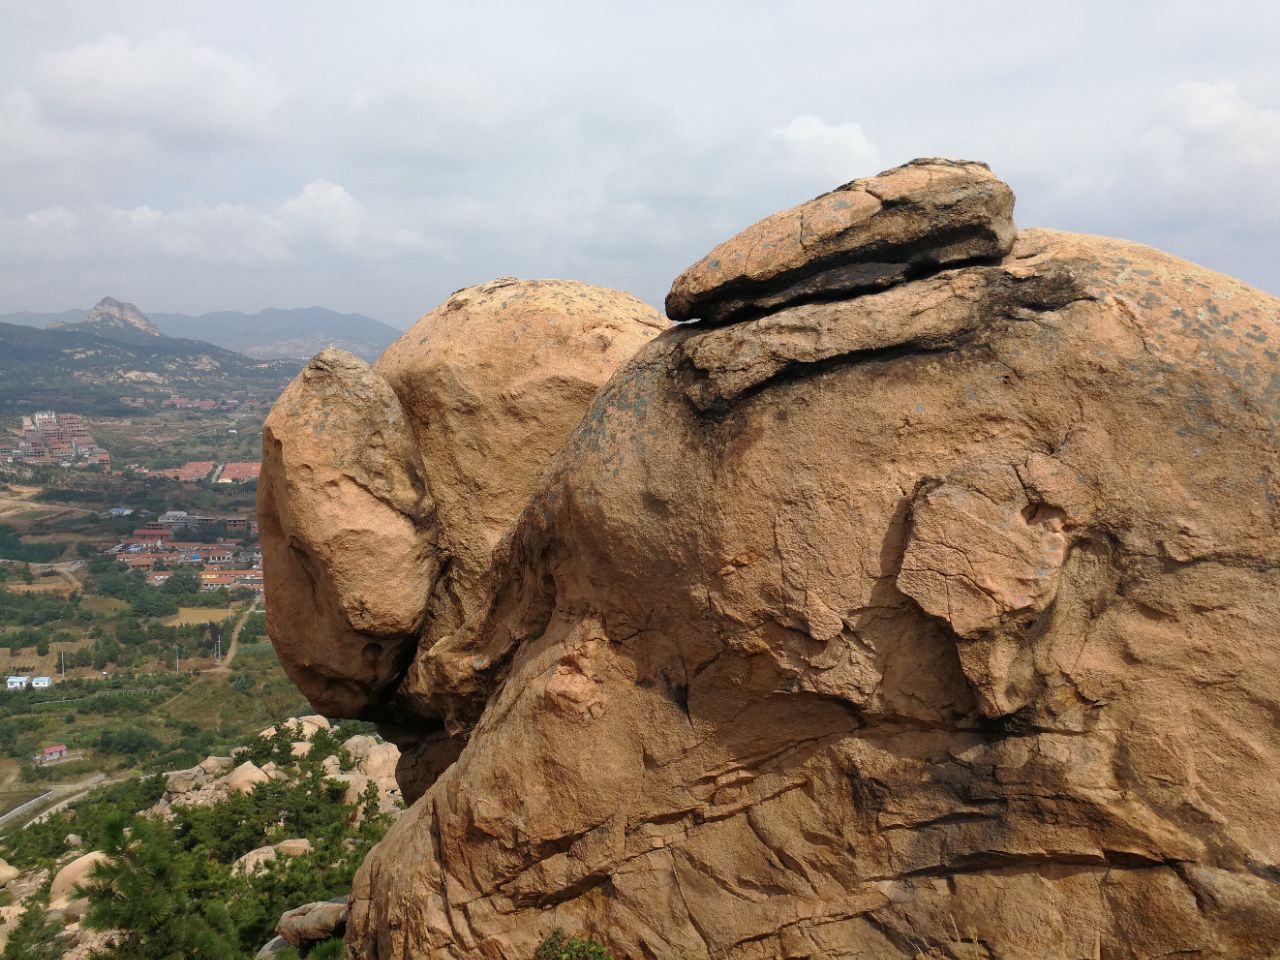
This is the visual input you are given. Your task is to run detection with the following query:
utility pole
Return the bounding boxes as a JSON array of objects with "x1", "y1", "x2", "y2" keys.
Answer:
[
  {"x1": 60, "y1": 649, "x2": 65, "y2": 680},
  {"x1": 175, "y1": 646, "x2": 180, "y2": 673}
]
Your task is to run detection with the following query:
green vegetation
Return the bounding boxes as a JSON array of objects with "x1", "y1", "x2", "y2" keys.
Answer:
[
  {"x1": 0, "y1": 588, "x2": 85, "y2": 631},
  {"x1": 1, "y1": 744, "x2": 394, "y2": 958},
  {"x1": 1, "y1": 898, "x2": 68, "y2": 960},
  {"x1": 0, "y1": 646, "x2": 306, "y2": 777},
  {"x1": 535, "y1": 930, "x2": 615, "y2": 960},
  {"x1": 84, "y1": 555, "x2": 251, "y2": 617},
  {"x1": 1, "y1": 777, "x2": 165, "y2": 868},
  {"x1": 0, "y1": 525, "x2": 61, "y2": 564},
  {"x1": 0, "y1": 320, "x2": 293, "y2": 416}
]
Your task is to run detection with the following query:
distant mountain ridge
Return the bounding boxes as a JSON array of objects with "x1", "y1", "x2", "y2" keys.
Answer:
[
  {"x1": 0, "y1": 320, "x2": 297, "y2": 414},
  {"x1": 149, "y1": 306, "x2": 401, "y2": 361},
  {"x1": 1, "y1": 302, "x2": 402, "y2": 362}
]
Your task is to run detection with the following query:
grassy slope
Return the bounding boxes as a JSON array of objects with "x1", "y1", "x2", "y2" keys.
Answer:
[
  {"x1": 3, "y1": 641, "x2": 308, "y2": 782},
  {"x1": 157, "y1": 643, "x2": 308, "y2": 737}
]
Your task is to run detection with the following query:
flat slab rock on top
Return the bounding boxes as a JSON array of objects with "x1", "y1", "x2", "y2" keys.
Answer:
[{"x1": 665, "y1": 158, "x2": 1017, "y2": 324}]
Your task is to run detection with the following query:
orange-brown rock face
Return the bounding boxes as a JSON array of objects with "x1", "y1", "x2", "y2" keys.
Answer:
[
  {"x1": 260, "y1": 349, "x2": 439, "y2": 717},
  {"x1": 260, "y1": 279, "x2": 666, "y2": 724},
  {"x1": 261, "y1": 161, "x2": 1280, "y2": 959}
]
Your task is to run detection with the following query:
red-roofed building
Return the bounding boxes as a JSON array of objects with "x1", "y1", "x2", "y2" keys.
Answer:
[
  {"x1": 152, "y1": 461, "x2": 216, "y2": 482},
  {"x1": 216, "y1": 462, "x2": 261, "y2": 483}
]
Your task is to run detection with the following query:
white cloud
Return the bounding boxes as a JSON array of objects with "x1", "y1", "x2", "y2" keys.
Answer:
[
  {"x1": 1, "y1": 4, "x2": 1278, "y2": 318},
  {"x1": 0, "y1": 181, "x2": 432, "y2": 268},
  {"x1": 768, "y1": 115, "x2": 881, "y2": 186},
  {"x1": 1139, "y1": 80, "x2": 1280, "y2": 214},
  {"x1": 33, "y1": 31, "x2": 288, "y2": 146}
]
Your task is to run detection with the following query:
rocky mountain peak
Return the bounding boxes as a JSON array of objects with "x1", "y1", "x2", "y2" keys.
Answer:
[{"x1": 50, "y1": 296, "x2": 163, "y2": 337}]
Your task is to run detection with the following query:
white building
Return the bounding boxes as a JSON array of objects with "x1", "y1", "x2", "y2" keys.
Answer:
[
  {"x1": 6, "y1": 676, "x2": 29, "y2": 691},
  {"x1": 31, "y1": 677, "x2": 52, "y2": 689}
]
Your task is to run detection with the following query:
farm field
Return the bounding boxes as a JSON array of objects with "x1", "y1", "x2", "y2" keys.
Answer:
[
  {"x1": 79, "y1": 594, "x2": 128, "y2": 613},
  {"x1": 162, "y1": 605, "x2": 239, "y2": 627}
]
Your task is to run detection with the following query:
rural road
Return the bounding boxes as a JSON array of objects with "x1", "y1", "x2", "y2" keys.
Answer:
[
  {"x1": 0, "y1": 495, "x2": 97, "y2": 518},
  {"x1": 0, "y1": 771, "x2": 117, "y2": 833},
  {"x1": 25, "y1": 773, "x2": 133, "y2": 828},
  {"x1": 212, "y1": 601, "x2": 258, "y2": 672}
]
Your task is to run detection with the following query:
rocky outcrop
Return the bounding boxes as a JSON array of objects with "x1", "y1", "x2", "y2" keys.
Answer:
[
  {"x1": 197, "y1": 756, "x2": 233, "y2": 776},
  {"x1": 261, "y1": 160, "x2": 1280, "y2": 959},
  {"x1": 261, "y1": 279, "x2": 667, "y2": 728},
  {"x1": 224, "y1": 760, "x2": 272, "y2": 795},
  {"x1": 0, "y1": 904, "x2": 23, "y2": 951},
  {"x1": 329, "y1": 736, "x2": 403, "y2": 813},
  {"x1": 0, "y1": 858, "x2": 17, "y2": 887},
  {"x1": 232, "y1": 839, "x2": 312, "y2": 877},
  {"x1": 260, "y1": 349, "x2": 442, "y2": 718},
  {"x1": 666, "y1": 158, "x2": 1016, "y2": 325},
  {"x1": 50, "y1": 296, "x2": 163, "y2": 336},
  {"x1": 276, "y1": 897, "x2": 349, "y2": 950}
]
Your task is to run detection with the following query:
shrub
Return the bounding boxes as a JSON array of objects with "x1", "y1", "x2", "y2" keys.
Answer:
[
  {"x1": 535, "y1": 929, "x2": 614, "y2": 960},
  {"x1": 0, "y1": 900, "x2": 68, "y2": 960}
]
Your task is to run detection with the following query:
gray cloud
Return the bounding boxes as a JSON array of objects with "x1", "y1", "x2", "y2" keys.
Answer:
[{"x1": 0, "y1": 1, "x2": 1277, "y2": 327}]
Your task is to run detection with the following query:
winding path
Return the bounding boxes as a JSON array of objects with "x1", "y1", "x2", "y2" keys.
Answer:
[{"x1": 212, "y1": 601, "x2": 258, "y2": 672}]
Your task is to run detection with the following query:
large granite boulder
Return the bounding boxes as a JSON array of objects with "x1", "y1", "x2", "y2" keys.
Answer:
[
  {"x1": 232, "y1": 839, "x2": 312, "y2": 877},
  {"x1": 220, "y1": 761, "x2": 271, "y2": 795},
  {"x1": 261, "y1": 159, "x2": 1280, "y2": 959},
  {"x1": 261, "y1": 279, "x2": 666, "y2": 732},
  {"x1": 49, "y1": 850, "x2": 109, "y2": 909},
  {"x1": 276, "y1": 897, "x2": 349, "y2": 950},
  {"x1": 260, "y1": 349, "x2": 441, "y2": 717}
]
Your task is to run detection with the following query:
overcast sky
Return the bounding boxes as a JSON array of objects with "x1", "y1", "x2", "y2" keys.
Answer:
[{"x1": 1, "y1": 1, "x2": 1277, "y2": 328}]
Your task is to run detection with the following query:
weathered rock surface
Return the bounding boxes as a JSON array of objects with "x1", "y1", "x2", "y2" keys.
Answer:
[
  {"x1": 60, "y1": 925, "x2": 117, "y2": 960},
  {"x1": 666, "y1": 158, "x2": 1016, "y2": 324},
  {"x1": 0, "y1": 858, "x2": 17, "y2": 887},
  {"x1": 259, "y1": 715, "x2": 330, "y2": 741},
  {"x1": 3, "y1": 867, "x2": 47, "y2": 904},
  {"x1": 261, "y1": 160, "x2": 1280, "y2": 959},
  {"x1": 164, "y1": 765, "x2": 208, "y2": 795},
  {"x1": 197, "y1": 755, "x2": 233, "y2": 776},
  {"x1": 255, "y1": 935, "x2": 292, "y2": 957},
  {"x1": 222, "y1": 761, "x2": 271, "y2": 795},
  {"x1": 330, "y1": 737, "x2": 403, "y2": 812},
  {"x1": 261, "y1": 349, "x2": 441, "y2": 717},
  {"x1": 277, "y1": 897, "x2": 349, "y2": 949},
  {"x1": 233, "y1": 838, "x2": 312, "y2": 877},
  {"x1": 262, "y1": 279, "x2": 667, "y2": 729}
]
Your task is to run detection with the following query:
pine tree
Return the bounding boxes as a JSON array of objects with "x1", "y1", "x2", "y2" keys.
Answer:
[
  {"x1": 77, "y1": 815, "x2": 238, "y2": 959},
  {"x1": 0, "y1": 901, "x2": 67, "y2": 960}
]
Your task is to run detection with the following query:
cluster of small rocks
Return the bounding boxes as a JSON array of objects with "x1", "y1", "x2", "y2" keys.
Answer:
[{"x1": 151, "y1": 715, "x2": 402, "y2": 818}]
